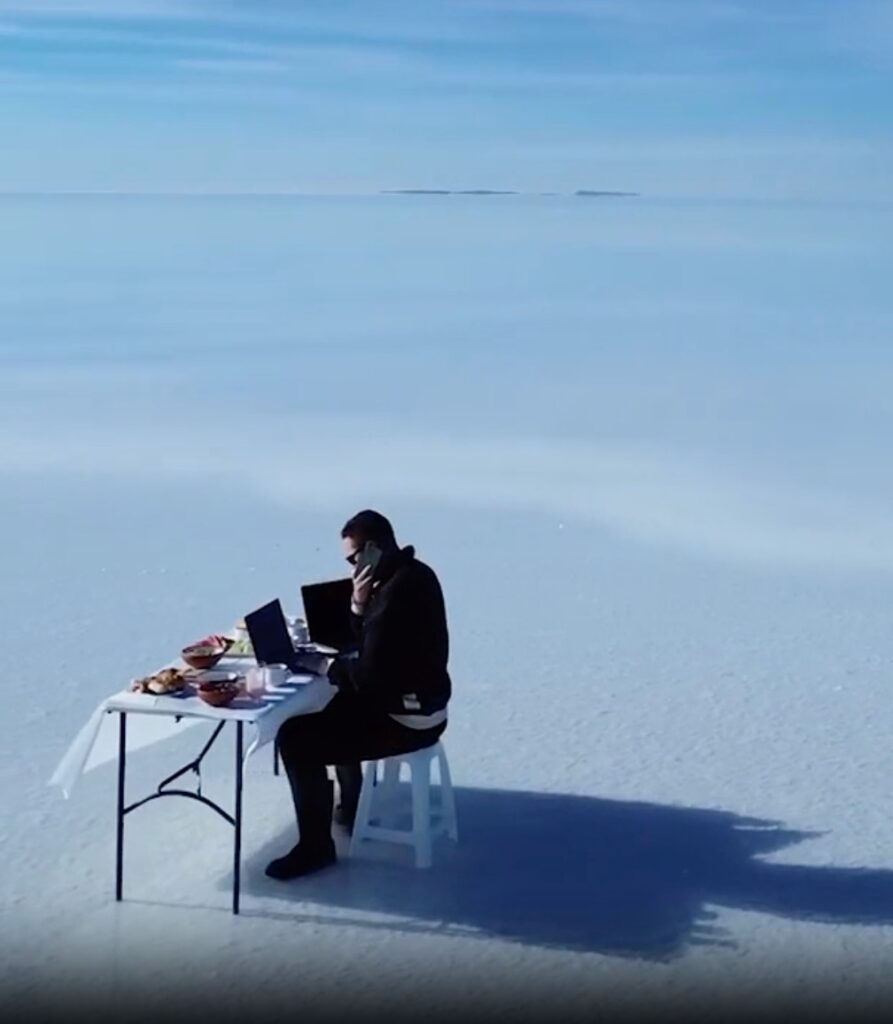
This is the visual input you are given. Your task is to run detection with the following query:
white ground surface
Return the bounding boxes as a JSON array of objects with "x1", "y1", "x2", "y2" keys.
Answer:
[
  {"x1": 2, "y1": 195, "x2": 893, "y2": 1020},
  {"x1": 3, "y1": 483, "x2": 893, "y2": 1020}
]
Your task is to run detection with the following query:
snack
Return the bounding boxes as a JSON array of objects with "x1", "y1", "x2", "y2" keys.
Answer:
[
  {"x1": 228, "y1": 636, "x2": 253, "y2": 657},
  {"x1": 198, "y1": 674, "x2": 239, "y2": 689},
  {"x1": 203, "y1": 633, "x2": 232, "y2": 648},
  {"x1": 181, "y1": 634, "x2": 232, "y2": 670},
  {"x1": 130, "y1": 667, "x2": 188, "y2": 695},
  {"x1": 196, "y1": 676, "x2": 240, "y2": 707}
]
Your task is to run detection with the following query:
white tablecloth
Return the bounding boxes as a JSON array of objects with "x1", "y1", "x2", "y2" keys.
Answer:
[{"x1": 49, "y1": 655, "x2": 338, "y2": 798}]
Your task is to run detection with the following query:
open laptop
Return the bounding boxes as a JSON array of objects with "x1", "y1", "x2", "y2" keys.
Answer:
[
  {"x1": 244, "y1": 581, "x2": 355, "y2": 672},
  {"x1": 243, "y1": 598, "x2": 306, "y2": 672},
  {"x1": 300, "y1": 578, "x2": 356, "y2": 654}
]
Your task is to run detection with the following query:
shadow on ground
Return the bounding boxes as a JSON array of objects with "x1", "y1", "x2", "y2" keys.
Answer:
[{"x1": 224, "y1": 785, "x2": 893, "y2": 960}]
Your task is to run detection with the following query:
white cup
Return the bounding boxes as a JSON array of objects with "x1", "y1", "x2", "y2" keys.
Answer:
[
  {"x1": 245, "y1": 663, "x2": 289, "y2": 694},
  {"x1": 261, "y1": 664, "x2": 289, "y2": 688},
  {"x1": 244, "y1": 666, "x2": 266, "y2": 697}
]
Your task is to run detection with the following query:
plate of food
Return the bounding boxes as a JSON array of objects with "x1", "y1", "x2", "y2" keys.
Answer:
[{"x1": 130, "y1": 667, "x2": 189, "y2": 696}]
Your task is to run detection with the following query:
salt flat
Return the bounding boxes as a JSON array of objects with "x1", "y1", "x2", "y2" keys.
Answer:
[{"x1": 2, "y1": 194, "x2": 893, "y2": 1020}]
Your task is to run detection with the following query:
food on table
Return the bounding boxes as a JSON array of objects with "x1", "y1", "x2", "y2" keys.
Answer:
[
  {"x1": 228, "y1": 636, "x2": 253, "y2": 657},
  {"x1": 181, "y1": 634, "x2": 232, "y2": 670},
  {"x1": 196, "y1": 676, "x2": 240, "y2": 707},
  {"x1": 130, "y1": 667, "x2": 188, "y2": 695},
  {"x1": 195, "y1": 669, "x2": 238, "y2": 683}
]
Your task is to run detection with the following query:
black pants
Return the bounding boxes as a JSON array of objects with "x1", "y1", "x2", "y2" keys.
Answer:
[{"x1": 276, "y1": 690, "x2": 446, "y2": 849}]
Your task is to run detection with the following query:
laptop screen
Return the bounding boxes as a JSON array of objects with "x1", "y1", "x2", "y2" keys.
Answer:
[
  {"x1": 244, "y1": 598, "x2": 299, "y2": 670},
  {"x1": 300, "y1": 578, "x2": 355, "y2": 652}
]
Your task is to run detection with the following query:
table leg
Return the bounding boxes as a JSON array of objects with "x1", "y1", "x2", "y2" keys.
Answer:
[
  {"x1": 273, "y1": 742, "x2": 280, "y2": 777},
  {"x1": 115, "y1": 711, "x2": 127, "y2": 901},
  {"x1": 233, "y1": 721, "x2": 243, "y2": 915}
]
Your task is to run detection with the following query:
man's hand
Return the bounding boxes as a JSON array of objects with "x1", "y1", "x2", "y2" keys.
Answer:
[
  {"x1": 292, "y1": 652, "x2": 332, "y2": 676},
  {"x1": 351, "y1": 563, "x2": 374, "y2": 611}
]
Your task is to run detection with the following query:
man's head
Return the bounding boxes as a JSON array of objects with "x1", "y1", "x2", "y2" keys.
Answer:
[{"x1": 340, "y1": 509, "x2": 398, "y2": 565}]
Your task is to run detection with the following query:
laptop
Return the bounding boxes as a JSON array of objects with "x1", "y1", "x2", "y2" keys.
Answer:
[
  {"x1": 300, "y1": 578, "x2": 356, "y2": 654},
  {"x1": 243, "y1": 581, "x2": 355, "y2": 672},
  {"x1": 243, "y1": 598, "x2": 305, "y2": 672}
]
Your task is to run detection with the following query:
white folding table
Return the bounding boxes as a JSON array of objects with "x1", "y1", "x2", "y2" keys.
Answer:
[{"x1": 50, "y1": 653, "x2": 338, "y2": 914}]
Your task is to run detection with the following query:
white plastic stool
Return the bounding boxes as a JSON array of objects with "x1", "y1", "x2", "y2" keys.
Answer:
[{"x1": 349, "y1": 741, "x2": 458, "y2": 868}]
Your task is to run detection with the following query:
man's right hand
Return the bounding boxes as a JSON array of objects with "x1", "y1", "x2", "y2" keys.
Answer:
[{"x1": 351, "y1": 563, "x2": 374, "y2": 611}]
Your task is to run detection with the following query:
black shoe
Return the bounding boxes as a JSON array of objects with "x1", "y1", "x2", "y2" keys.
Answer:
[
  {"x1": 333, "y1": 802, "x2": 357, "y2": 833},
  {"x1": 264, "y1": 839, "x2": 336, "y2": 881}
]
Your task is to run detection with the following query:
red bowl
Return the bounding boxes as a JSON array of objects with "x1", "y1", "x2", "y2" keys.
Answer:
[
  {"x1": 181, "y1": 635, "x2": 232, "y2": 670},
  {"x1": 196, "y1": 681, "x2": 240, "y2": 707}
]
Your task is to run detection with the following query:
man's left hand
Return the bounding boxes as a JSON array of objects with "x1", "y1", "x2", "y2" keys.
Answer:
[{"x1": 292, "y1": 652, "x2": 332, "y2": 676}]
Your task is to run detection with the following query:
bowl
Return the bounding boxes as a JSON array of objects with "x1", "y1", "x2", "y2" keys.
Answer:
[
  {"x1": 196, "y1": 677, "x2": 240, "y2": 707},
  {"x1": 181, "y1": 636, "x2": 231, "y2": 670},
  {"x1": 193, "y1": 669, "x2": 238, "y2": 684}
]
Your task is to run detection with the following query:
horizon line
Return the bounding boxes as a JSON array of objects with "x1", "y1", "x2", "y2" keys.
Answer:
[
  {"x1": 0, "y1": 187, "x2": 641, "y2": 198},
  {"x1": 1, "y1": 189, "x2": 889, "y2": 206}
]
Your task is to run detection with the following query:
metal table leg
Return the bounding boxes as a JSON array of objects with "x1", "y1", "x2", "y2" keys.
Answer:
[
  {"x1": 113, "y1": 713, "x2": 246, "y2": 915},
  {"x1": 115, "y1": 711, "x2": 127, "y2": 901},
  {"x1": 233, "y1": 721, "x2": 243, "y2": 915}
]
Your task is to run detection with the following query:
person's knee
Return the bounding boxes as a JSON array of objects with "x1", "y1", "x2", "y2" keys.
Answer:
[{"x1": 407, "y1": 724, "x2": 446, "y2": 754}]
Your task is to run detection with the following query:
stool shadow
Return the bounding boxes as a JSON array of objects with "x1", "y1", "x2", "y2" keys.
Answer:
[{"x1": 231, "y1": 786, "x2": 893, "y2": 960}]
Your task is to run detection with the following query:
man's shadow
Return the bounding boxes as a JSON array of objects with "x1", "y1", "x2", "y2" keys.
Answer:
[{"x1": 230, "y1": 786, "x2": 893, "y2": 960}]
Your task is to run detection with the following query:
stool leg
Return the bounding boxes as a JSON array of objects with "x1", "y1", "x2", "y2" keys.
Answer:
[
  {"x1": 437, "y1": 747, "x2": 459, "y2": 842},
  {"x1": 349, "y1": 761, "x2": 379, "y2": 857},
  {"x1": 411, "y1": 761, "x2": 433, "y2": 869},
  {"x1": 378, "y1": 759, "x2": 401, "y2": 826},
  {"x1": 381, "y1": 759, "x2": 400, "y2": 795}
]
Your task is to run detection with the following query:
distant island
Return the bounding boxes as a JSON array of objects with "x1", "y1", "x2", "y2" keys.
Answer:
[
  {"x1": 381, "y1": 189, "x2": 518, "y2": 195},
  {"x1": 380, "y1": 188, "x2": 639, "y2": 197}
]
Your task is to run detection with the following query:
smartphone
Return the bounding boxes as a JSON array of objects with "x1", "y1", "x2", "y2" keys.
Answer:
[{"x1": 355, "y1": 540, "x2": 383, "y2": 575}]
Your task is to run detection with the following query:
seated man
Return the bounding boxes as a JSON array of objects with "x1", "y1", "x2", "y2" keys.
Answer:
[{"x1": 267, "y1": 509, "x2": 451, "y2": 880}]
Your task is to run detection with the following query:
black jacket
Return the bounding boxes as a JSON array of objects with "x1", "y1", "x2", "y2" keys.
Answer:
[{"x1": 327, "y1": 545, "x2": 451, "y2": 716}]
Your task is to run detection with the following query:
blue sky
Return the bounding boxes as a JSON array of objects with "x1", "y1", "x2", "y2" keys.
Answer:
[{"x1": 0, "y1": 0, "x2": 891, "y2": 196}]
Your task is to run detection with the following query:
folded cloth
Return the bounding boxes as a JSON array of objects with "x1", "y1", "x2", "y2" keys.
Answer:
[{"x1": 48, "y1": 699, "x2": 202, "y2": 798}]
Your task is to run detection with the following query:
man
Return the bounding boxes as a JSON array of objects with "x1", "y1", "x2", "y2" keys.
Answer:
[{"x1": 267, "y1": 509, "x2": 451, "y2": 880}]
